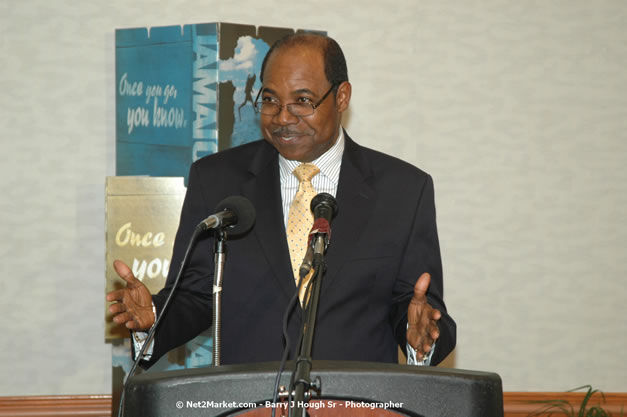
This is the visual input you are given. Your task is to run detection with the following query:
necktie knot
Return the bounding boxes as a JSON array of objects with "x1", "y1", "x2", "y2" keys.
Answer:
[{"x1": 293, "y1": 163, "x2": 320, "y2": 183}]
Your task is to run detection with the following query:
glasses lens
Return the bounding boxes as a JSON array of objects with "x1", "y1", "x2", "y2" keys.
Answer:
[
  {"x1": 287, "y1": 103, "x2": 314, "y2": 117},
  {"x1": 256, "y1": 102, "x2": 278, "y2": 115}
]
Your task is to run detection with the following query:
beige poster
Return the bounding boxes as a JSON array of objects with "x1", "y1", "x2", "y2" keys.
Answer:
[{"x1": 105, "y1": 176, "x2": 186, "y2": 340}]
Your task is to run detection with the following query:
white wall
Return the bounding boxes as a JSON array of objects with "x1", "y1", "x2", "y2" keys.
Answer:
[{"x1": 1, "y1": 0, "x2": 625, "y2": 395}]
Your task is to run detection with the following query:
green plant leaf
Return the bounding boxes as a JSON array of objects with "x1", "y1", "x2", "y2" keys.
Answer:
[{"x1": 526, "y1": 385, "x2": 621, "y2": 417}]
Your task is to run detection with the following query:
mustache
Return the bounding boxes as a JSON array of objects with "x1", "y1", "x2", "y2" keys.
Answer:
[{"x1": 272, "y1": 127, "x2": 314, "y2": 136}]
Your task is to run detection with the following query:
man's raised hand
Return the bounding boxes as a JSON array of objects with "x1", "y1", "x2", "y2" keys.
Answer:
[
  {"x1": 406, "y1": 272, "x2": 441, "y2": 360},
  {"x1": 106, "y1": 260, "x2": 155, "y2": 331}
]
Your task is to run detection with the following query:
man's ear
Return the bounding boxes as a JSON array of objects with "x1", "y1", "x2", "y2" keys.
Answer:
[{"x1": 335, "y1": 81, "x2": 352, "y2": 113}]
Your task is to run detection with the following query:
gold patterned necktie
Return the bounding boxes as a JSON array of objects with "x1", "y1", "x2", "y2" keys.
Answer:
[{"x1": 286, "y1": 163, "x2": 320, "y2": 303}]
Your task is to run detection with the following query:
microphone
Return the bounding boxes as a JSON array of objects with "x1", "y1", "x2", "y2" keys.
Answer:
[
  {"x1": 299, "y1": 193, "x2": 338, "y2": 278},
  {"x1": 198, "y1": 196, "x2": 256, "y2": 235}
]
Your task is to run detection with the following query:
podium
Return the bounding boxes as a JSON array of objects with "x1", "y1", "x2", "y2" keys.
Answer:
[{"x1": 124, "y1": 361, "x2": 503, "y2": 417}]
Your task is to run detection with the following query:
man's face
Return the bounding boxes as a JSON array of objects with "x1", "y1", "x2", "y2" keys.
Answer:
[{"x1": 259, "y1": 45, "x2": 350, "y2": 162}]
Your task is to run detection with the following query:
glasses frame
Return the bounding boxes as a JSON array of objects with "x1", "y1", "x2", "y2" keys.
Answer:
[{"x1": 253, "y1": 83, "x2": 337, "y2": 117}]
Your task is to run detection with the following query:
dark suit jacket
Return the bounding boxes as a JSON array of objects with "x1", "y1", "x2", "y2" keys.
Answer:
[{"x1": 146, "y1": 133, "x2": 456, "y2": 367}]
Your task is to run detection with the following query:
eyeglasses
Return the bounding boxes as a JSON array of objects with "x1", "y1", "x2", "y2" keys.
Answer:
[{"x1": 253, "y1": 84, "x2": 336, "y2": 117}]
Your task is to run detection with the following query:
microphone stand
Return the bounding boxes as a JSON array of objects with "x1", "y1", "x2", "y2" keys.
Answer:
[
  {"x1": 212, "y1": 229, "x2": 227, "y2": 366},
  {"x1": 289, "y1": 236, "x2": 326, "y2": 417}
]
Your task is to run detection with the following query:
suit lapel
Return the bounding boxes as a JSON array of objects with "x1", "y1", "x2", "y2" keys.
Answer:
[
  {"x1": 321, "y1": 134, "x2": 376, "y2": 296},
  {"x1": 241, "y1": 142, "x2": 298, "y2": 303}
]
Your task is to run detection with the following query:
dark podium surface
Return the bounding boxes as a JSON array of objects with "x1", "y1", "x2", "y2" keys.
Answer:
[{"x1": 125, "y1": 361, "x2": 503, "y2": 417}]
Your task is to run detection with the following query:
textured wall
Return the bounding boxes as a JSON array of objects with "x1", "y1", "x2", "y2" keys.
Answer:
[{"x1": 1, "y1": 0, "x2": 625, "y2": 395}]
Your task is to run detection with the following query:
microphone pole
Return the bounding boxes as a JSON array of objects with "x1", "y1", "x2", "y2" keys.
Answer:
[
  {"x1": 207, "y1": 196, "x2": 256, "y2": 367},
  {"x1": 212, "y1": 228, "x2": 227, "y2": 366},
  {"x1": 290, "y1": 193, "x2": 337, "y2": 417}
]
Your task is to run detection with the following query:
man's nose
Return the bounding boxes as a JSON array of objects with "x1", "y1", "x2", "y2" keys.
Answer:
[{"x1": 275, "y1": 104, "x2": 299, "y2": 125}]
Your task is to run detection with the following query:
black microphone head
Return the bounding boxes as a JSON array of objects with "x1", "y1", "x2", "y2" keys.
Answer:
[
  {"x1": 310, "y1": 192, "x2": 338, "y2": 221},
  {"x1": 214, "y1": 196, "x2": 256, "y2": 236}
]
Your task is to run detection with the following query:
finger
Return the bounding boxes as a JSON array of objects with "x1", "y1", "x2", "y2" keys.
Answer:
[
  {"x1": 416, "y1": 346, "x2": 429, "y2": 361},
  {"x1": 429, "y1": 323, "x2": 440, "y2": 341},
  {"x1": 112, "y1": 311, "x2": 134, "y2": 325},
  {"x1": 409, "y1": 315, "x2": 439, "y2": 348},
  {"x1": 419, "y1": 329, "x2": 433, "y2": 349},
  {"x1": 125, "y1": 314, "x2": 153, "y2": 331},
  {"x1": 413, "y1": 272, "x2": 431, "y2": 301},
  {"x1": 429, "y1": 308, "x2": 442, "y2": 321},
  {"x1": 113, "y1": 260, "x2": 139, "y2": 286},
  {"x1": 421, "y1": 310, "x2": 440, "y2": 338},
  {"x1": 411, "y1": 341, "x2": 424, "y2": 357},
  {"x1": 108, "y1": 302, "x2": 127, "y2": 314},
  {"x1": 408, "y1": 325, "x2": 429, "y2": 349},
  {"x1": 126, "y1": 320, "x2": 140, "y2": 330},
  {"x1": 106, "y1": 289, "x2": 127, "y2": 302}
]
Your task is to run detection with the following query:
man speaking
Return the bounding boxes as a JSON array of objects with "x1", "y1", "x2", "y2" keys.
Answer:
[{"x1": 107, "y1": 33, "x2": 456, "y2": 367}]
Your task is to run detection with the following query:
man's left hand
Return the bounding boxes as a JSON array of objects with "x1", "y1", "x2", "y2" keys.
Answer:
[{"x1": 406, "y1": 272, "x2": 441, "y2": 361}]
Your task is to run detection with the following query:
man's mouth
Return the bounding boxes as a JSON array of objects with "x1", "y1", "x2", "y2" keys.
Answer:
[{"x1": 272, "y1": 128, "x2": 311, "y2": 141}]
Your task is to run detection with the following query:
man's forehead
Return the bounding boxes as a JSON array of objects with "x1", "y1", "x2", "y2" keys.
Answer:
[{"x1": 264, "y1": 44, "x2": 324, "y2": 74}]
